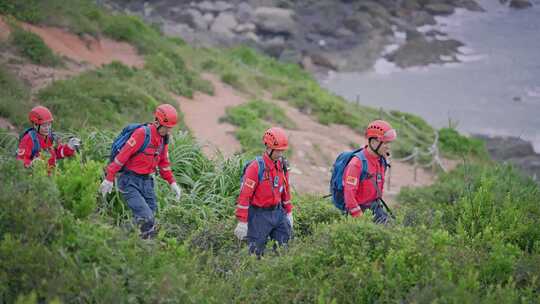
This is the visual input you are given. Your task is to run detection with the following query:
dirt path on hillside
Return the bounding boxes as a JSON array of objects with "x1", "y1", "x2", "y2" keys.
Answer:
[
  {"x1": 177, "y1": 74, "x2": 244, "y2": 156},
  {"x1": 178, "y1": 75, "x2": 455, "y2": 199}
]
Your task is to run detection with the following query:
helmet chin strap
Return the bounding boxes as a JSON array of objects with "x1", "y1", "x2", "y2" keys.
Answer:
[
  {"x1": 368, "y1": 138, "x2": 384, "y2": 157},
  {"x1": 267, "y1": 148, "x2": 274, "y2": 160}
]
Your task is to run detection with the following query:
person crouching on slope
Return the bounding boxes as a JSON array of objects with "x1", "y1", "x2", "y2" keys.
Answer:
[
  {"x1": 343, "y1": 120, "x2": 396, "y2": 224},
  {"x1": 16, "y1": 106, "x2": 81, "y2": 172},
  {"x1": 234, "y1": 127, "x2": 293, "y2": 258},
  {"x1": 99, "y1": 104, "x2": 182, "y2": 239}
]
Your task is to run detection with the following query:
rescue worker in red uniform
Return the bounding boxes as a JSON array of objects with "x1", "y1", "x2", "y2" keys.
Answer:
[
  {"x1": 16, "y1": 106, "x2": 81, "y2": 170},
  {"x1": 343, "y1": 120, "x2": 397, "y2": 224},
  {"x1": 99, "y1": 104, "x2": 182, "y2": 239},
  {"x1": 234, "y1": 127, "x2": 293, "y2": 257}
]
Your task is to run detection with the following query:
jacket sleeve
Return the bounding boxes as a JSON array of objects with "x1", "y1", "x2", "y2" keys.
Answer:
[
  {"x1": 105, "y1": 128, "x2": 145, "y2": 182},
  {"x1": 16, "y1": 134, "x2": 34, "y2": 168},
  {"x1": 282, "y1": 169, "x2": 293, "y2": 214},
  {"x1": 158, "y1": 144, "x2": 175, "y2": 184},
  {"x1": 54, "y1": 140, "x2": 75, "y2": 160},
  {"x1": 343, "y1": 159, "x2": 363, "y2": 217},
  {"x1": 235, "y1": 162, "x2": 259, "y2": 223}
]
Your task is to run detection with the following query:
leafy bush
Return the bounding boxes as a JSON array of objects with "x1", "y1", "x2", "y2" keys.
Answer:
[
  {"x1": 54, "y1": 155, "x2": 102, "y2": 219},
  {"x1": 10, "y1": 27, "x2": 60, "y2": 66},
  {"x1": 0, "y1": 0, "x2": 43, "y2": 23},
  {"x1": 399, "y1": 163, "x2": 540, "y2": 252},
  {"x1": 221, "y1": 72, "x2": 242, "y2": 90},
  {"x1": 0, "y1": 160, "x2": 64, "y2": 244},
  {"x1": 439, "y1": 127, "x2": 488, "y2": 158}
]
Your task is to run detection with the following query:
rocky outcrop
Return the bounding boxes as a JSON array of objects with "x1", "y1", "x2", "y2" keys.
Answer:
[
  {"x1": 105, "y1": 0, "x2": 485, "y2": 72},
  {"x1": 509, "y1": 0, "x2": 533, "y2": 9},
  {"x1": 253, "y1": 7, "x2": 296, "y2": 35},
  {"x1": 476, "y1": 135, "x2": 540, "y2": 182},
  {"x1": 386, "y1": 36, "x2": 463, "y2": 68}
]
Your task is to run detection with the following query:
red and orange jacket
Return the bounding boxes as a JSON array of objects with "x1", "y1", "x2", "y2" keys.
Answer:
[
  {"x1": 16, "y1": 131, "x2": 75, "y2": 169},
  {"x1": 236, "y1": 153, "x2": 292, "y2": 223},
  {"x1": 105, "y1": 124, "x2": 175, "y2": 184},
  {"x1": 343, "y1": 148, "x2": 386, "y2": 217}
]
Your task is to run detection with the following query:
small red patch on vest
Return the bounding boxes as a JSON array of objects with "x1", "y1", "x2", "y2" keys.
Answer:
[{"x1": 127, "y1": 138, "x2": 136, "y2": 147}]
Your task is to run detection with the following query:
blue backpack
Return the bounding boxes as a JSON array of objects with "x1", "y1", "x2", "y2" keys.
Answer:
[
  {"x1": 109, "y1": 124, "x2": 151, "y2": 163},
  {"x1": 240, "y1": 156, "x2": 265, "y2": 189},
  {"x1": 17, "y1": 128, "x2": 55, "y2": 159},
  {"x1": 329, "y1": 148, "x2": 388, "y2": 212}
]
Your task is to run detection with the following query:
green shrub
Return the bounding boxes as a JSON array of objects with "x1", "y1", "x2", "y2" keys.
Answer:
[
  {"x1": 221, "y1": 72, "x2": 242, "y2": 90},
  {"x1": 0, "y1": 0, "x2": 43, "y2": 23},
  {"x1": 399, "y1": 163, "x2": 540, "y2": 252},
  {"x1": 54, "y1": 155, "x2": 102, "y2": 219},
  {"x1": 0, "y1": 160, "x2": 65, "y2": 244},
  {"x1": 439, "y1": 127, "x2": 487, "y2": 158},
  {"x1": 10, "y1": 27, "x2": 60, "y2": 66}
]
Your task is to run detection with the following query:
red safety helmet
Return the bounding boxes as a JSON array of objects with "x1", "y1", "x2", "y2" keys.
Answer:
[
  {"x1": 154, "y1": 104, "x2": 178, "y2": 128},
  {"x1": 29, "y1": 106, "x2": 54, "y2": 125},
  {"x1": 365, "y1": 120, "x2": 397, "y2": 142},
  {"x1": 263, "y1": 127, "x2": 289, "y2": 150}
]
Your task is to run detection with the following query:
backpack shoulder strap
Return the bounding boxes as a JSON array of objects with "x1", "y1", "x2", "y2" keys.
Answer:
[
  {"x1": 26, "y1": 129, "x2": 40, "y2": 159},
  {"x1": 138, "y1": 125, "x2": 151, "y2": 154},
  {"x1": 255, "y1": 156, "x2": 265, "y2": 182},
  {"x1": 354, "y1": 149, "x2": 369, "y2": 181}
]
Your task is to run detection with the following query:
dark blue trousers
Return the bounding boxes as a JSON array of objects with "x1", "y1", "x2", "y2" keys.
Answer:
[
  {"x1": 117, "y1": 171, "x2": 157, "y2": 236},
  {"x1": 247, "y1": 205, "x2": 291, "y2": 257},
  {"x1": 361, "y1": 200, "x2": 389, "y2": 225}
]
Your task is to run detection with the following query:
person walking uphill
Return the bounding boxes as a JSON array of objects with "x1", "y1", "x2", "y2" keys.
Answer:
[
  {"x1": 343, "y1": 120, "x2": 397, "y2": 224},
  {"x1": 99, "y1": 104, "x2": 182, "y2": 239},
  {"x1": 234, "y1": 127, "x2": 293, "y2": 258},
  {"x1": 16, "y1": 106, "x2": 81, "y2": 171}
]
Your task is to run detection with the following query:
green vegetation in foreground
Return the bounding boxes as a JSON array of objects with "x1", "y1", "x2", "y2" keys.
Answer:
[
  {"x1": 224, "y1": 99, "x2": 296, "y2": 157},
  {"x1": 0, "y1": 130, "x2": 538, "y2": 303}
]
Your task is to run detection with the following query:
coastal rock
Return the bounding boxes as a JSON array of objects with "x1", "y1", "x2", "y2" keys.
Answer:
[
  {"x1": 509, "y1": 0, "x2": 533, "y2": 9},
  {"x1": 253, "y1": 7, "x2": 296, "y2": 35}
]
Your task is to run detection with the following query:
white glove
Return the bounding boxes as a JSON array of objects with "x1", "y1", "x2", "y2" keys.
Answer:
[
  {"x1": 234, "y1": 222, "x2": 248, "y2": 240},
  {"x1": 67, "y1": 137, "x2": 81, "y2": 150},
  {"x1": 171, "y1": 182, "x2": 182, "y2": 201},
  {"x1": 287, "y1": 213, "x2": 294, "y2": 228},
  {"x1": 99, "y1": 180, "x2": 114, "y2": 197}
]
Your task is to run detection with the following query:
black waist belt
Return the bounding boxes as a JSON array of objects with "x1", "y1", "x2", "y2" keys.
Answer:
[
  {"x1": 251, "y1": 203, "x2": 282, "y2": 211},
  {"x1": 122, "y1": 169, "x2": 152, "y2": 179}
]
